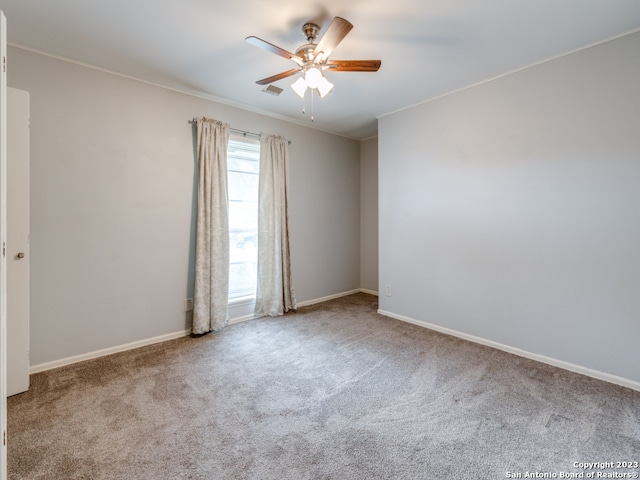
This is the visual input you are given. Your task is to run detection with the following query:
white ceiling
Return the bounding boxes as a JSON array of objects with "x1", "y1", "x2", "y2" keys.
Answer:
[{"x1": 2, "y1": 0, "x2": 640, "y2": 139}]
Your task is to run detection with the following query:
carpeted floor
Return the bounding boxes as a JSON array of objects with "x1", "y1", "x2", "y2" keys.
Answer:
[{"x1": 8, "y1": 293, "x2": 640, "y2": 479}]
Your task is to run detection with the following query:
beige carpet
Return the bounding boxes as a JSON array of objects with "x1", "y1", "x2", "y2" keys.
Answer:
[{"x1": 8, "y1": 293, "x2": 640, "y2": 479}]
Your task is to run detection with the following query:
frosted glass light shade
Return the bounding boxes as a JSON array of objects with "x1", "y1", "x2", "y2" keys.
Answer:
[
  {"x1": 305, "y1": 67, "x2": 323, "y2": 88},
  {"x1": 291, "y1": 77, "x2": 307, "y2": 98},
  {"x1": 316, "y1": 76, "x2": 333, "y2": 98}
]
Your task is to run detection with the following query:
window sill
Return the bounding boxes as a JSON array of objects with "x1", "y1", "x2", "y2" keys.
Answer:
[{"x1": 229, "y1": 296, "x2": 256, "y2": 307}]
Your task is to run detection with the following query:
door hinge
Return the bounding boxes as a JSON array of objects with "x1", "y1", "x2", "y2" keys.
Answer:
[
  {"x1": 3, "y1": 430, "x2": 6, "y2": 446},
  {"x1": 2, "y1": 56, "x2": 5, "y2": 73},
  {"x1": 2, "y1": 242, "x2": 5, "y2": 257}
]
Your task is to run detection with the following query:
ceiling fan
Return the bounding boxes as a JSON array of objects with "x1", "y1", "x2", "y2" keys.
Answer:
[{"x1": 246, "y1": 16, "x2": 381, "y2": 99}]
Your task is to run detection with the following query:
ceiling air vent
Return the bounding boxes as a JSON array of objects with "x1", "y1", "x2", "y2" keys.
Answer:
[{"x1": 262, "y1": 85, "x2": 283, "y2": 96}]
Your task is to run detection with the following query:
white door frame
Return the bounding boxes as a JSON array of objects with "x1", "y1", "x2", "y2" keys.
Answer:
[{"x1": 0, "y1": 10, "x2": 8, "y2": 480}]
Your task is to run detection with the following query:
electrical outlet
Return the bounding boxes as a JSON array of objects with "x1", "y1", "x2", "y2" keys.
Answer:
[
  {"x1": 185, "y1": 298, "x2": 194, "y2": 312},
  {"x1": 385, "y1": 285, "x2": 392, "y2": 297}
]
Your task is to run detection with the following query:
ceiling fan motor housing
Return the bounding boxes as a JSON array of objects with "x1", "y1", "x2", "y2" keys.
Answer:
[
  {"x1": 302, "y1": 22, "x2": 320, "y2": 42},
  {"x1": 295, "y1": 43, "x2": 317, "y2": 63}
]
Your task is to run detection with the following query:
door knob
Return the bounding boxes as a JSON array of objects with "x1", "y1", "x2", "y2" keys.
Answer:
[{"x1": 16, "y1": 252, "x2": 25, "y2": 259}]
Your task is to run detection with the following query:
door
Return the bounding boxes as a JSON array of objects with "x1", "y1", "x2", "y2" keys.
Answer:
[
  {"x1": 6, "y1": 87, "x2": 29, "y2": 396},
  {"x1": 1, "y1": 10, "x2": 9, "y2": 480}
]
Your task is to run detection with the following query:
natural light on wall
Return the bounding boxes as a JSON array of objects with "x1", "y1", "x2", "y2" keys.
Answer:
[{"x1": 227, "y1": 137, "x2": 260, "y2": 300}]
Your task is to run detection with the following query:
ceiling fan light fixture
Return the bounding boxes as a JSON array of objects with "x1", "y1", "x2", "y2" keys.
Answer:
[
  {"x1": 247, "y1": 16, "x2": 381, "y2": 112},
  {"x1": 291, "y1": 76, "x2": 307, "y2": 98}
]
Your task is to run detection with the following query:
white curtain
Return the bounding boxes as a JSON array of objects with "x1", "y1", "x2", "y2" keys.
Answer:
[
  {"x1": 254, "y1": 134, "x2": 297, "y2": 317},
  {"x1": 192, "y1": 118, "x2": 230, "y2": 334}
]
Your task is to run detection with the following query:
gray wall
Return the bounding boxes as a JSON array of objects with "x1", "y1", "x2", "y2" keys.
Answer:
[
  {"x1": 378, "y1": 31, "x2": 640, "y2": 384},
  {"x1": 8, "y1": 46, "x2": 361, "y2": 366},
  {"x1": 360, "y1": 137, "x2": 378, "y2": 293}
]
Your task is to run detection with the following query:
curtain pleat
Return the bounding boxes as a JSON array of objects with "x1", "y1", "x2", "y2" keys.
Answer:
[
  {"x1": 192, "y1": 118, "x2": 230, "y2": 334},
  {"x1": 254, "y1": 134, "x2": 296, "y2": 317}
]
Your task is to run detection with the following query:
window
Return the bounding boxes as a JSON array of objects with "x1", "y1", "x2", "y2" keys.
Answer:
[{"x1": 227, "y1": 137, "x2": 260, "y2": 300}]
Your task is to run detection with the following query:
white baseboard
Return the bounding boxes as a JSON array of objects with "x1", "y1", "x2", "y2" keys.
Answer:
[
  {"x1": 296, "y1": 288, "x2": 378, "y2": 307},
  {"x1": 378, "y1": 309, "x2": 640, "y2": 393},
  {"x1": 29, "y1": 289, "x2": 379, "y2": 374},
  {"x1": 359, "y1": 288, "x2": 379, "y2": 297},
  {"x1": 296, "y1": 289, "x2": 362, "y2": 307},
  {"x1": 30, "y1": 330, "x2": 191, "y2": 374}
]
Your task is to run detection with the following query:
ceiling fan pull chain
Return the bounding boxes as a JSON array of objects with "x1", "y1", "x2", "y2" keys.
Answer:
[{"x1": 311, "y1": 90, "x2": 315, "y2": 122}]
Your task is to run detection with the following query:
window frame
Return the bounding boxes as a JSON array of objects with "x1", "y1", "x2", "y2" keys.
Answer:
[{"x1": 227, "y1": 134, "x2": 260, "y2": 303}]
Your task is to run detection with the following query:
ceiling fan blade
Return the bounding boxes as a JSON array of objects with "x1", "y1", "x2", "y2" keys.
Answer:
[
  {"x1": 245, "y1": 36, "x2": 303, "y2": 66},
  {"x1": 313, "y1": 17, "x2": 353, "y2": 61},
  {"x1": 325, "y1": 60, "x2": 381, "y2": 72},
  {"x1": 255, "y1": 68, "x2": 301, "y2": 85}
]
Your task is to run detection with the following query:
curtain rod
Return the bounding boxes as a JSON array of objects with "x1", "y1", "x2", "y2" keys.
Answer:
[
  {"x1": 190, "y1": 118, "x2": 259, "y2": 138},
  {"x1": 190, "y1": 118, "x2": 291, "y2": 144},
  {"x1": 230, "y1": 127, "x2": 261, "y2": 140}
]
